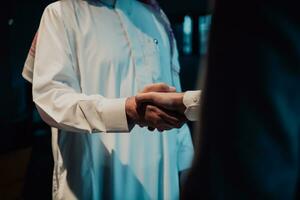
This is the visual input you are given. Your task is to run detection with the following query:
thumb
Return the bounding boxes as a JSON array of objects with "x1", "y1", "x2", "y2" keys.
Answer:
[{"x1": 141, "y1": 83, "x2": 176, "y2": 93}]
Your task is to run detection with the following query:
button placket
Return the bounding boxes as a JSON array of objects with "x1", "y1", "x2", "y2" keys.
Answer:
[
  {"x1": 117, "y1": 12, "x2": 155, "y2": 90},
  {"x1": 145, "y1": 35, "x2": 162, "y2": 82},
  {"x1": 136, "y1": 34, "x2": 156, "y2": 89}
]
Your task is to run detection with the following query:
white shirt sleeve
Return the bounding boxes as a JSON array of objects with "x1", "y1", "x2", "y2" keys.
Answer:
[
  {"x1": 32, "y1": 4, "x2": 129, "y2": 133},
  {"x1": 183, "y1": 90, "x2": 201, "y2": 121}
]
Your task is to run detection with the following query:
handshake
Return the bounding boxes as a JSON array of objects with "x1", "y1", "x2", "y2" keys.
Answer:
[{"x1": 125, "y1": 83, "x2": 188, "y2": 132}]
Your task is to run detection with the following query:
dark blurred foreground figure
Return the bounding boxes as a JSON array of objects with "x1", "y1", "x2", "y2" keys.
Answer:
[{"x1": 183, "y1": 0, "x2": 300, "y2": 199}]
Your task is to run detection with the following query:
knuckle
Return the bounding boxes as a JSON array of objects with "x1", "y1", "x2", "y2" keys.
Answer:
[
  {"x1": 157, "y1": 111, "x2": 164, "y2": 118},
  {"x1": 142, "y1": 86, "x2": 150, "y2": 93},
  {"x1": 145, "y1": 105, "x2": 152, "y2": 112},
  {"x1": 160, "y1": 84, "x2": 169, "y2": 91},
  {"x1": 175, "y1": 123, "x2": 182, "y2": 129},
  {"x1": 157, "y1": 128, "x2": 164, "y2": 132},
  {"x1": 147, "y1": 105, "x2": 156, "y2": 112}
]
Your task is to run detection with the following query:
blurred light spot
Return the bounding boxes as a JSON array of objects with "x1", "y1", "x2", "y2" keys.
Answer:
[
  {"x1": 199, "y1": 15, "x2": 212, "y2": 55},
  {"x1": 8, "y1": 18, "x2": 14, "y2": 26},
  {"x1": 183, "y1": 16, "x2": 193, "y2": 55}
]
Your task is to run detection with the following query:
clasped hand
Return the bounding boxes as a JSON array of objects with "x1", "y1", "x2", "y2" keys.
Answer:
[{"x1": 125, "y1": 83, "x2": 187, "y2": 132}]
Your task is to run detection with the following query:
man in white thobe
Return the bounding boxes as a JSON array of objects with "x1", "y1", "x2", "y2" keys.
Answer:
[{"x1": 22, "y1": 0, "x2": 194, "y2": 199}]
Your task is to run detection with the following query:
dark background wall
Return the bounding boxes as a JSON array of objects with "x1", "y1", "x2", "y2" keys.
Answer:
[
  {"x1": 1, "y1": 1, "x2": 55, "y2": 199},
  {"x1": 161, "y1": 0, "x2": 210, "y2": 15}
]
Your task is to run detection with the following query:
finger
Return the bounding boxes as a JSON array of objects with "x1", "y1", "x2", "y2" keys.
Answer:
[
  {"x1": 148, "y1": 127, "x2": 155, "y2": 131},
  {"x1": 148, "y1": 122, "x2": 173, "y2": 132},
  {"x1": 157, "y1": 123, "x2": 174, "y2": 132},
  {"x1": 138, "y1": 122, "x2": 147, "y2": 128},
  {"x1": 168, "y1": 86, "x2": 176, "y2": 92},
  {"x1": 141, "y1": 83, "x2": 176, "y2": 93},
  {"x1": 142, "y1": 83, "x2": 168, "y2": 93},
  {"x1": 152, "y1": 105, "x2": 187, "y2": 128},
  {"x1": 146, "y1": 105, "x2": 183, "y2": 129},
  {"x1": 144, "y1": 106, "x2": 170, "y2": 129},
  {"x1": 156, "y1": 107, "x2": 185, "y2": 129}
]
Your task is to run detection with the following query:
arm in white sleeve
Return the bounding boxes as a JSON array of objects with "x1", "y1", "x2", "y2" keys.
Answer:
[
  {"x1": 183, "y1": 90, "x2": 201, "y2": 121},
  {"x1": 32, "y1": 4, "x2": 129, "y2": 133}
]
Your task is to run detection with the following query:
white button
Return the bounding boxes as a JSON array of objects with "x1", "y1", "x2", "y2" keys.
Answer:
[
  {"x1": 153, "y1": 39, "x2": 158, "y2": 45},
  {"x1": 192, "y1": 97, "x2": 198, "y2": 103}
]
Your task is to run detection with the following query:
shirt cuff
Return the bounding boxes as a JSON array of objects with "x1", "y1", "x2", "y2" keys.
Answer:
[
  {"x1": 183, "y1": 90, "x2": 201, "y2": 121},
  {"x1": 101, "y1": 98, "x2": 129, "y2": 132}
]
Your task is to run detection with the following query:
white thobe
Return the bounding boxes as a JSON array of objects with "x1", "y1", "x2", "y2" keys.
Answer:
[{"x1": 24, "y1": 0, "x2": 194, "y2": 199}]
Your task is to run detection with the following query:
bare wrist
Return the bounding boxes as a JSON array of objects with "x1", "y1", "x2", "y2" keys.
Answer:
[{"x1": 125, "y1": 96, "x2": 138, "y2": 130}]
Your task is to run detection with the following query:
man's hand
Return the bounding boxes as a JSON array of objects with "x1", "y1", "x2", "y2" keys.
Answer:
[
  {"x1": 135, "y1": 92, "x2": 187, "y2": 115},
  {"x1": 125, "y1": 83, "x2": 188, "y2": 132},
  {"x1": 136, "y1": 91, "x2": 187, "y2": 131},
  {"x1": 125, "y1": 83, "x2": 183, "y2": 131}
]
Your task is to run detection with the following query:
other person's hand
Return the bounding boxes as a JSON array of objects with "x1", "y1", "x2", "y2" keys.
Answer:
[{"x1": 136, "y1": 91, "x2": 186, "y2": 114}]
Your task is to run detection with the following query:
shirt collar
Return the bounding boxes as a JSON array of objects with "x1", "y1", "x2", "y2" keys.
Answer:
[{"x1": 96, "y1": 0, "x2": 133, "y2": 15}]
